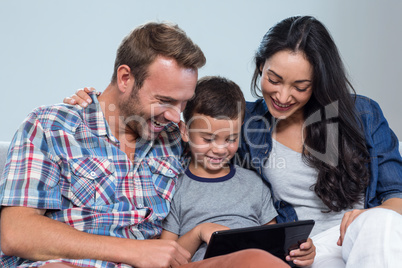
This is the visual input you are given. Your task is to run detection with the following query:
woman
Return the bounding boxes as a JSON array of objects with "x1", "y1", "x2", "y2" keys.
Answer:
[
  {"x1": 65, "y1": 16, "x2": 402, "y2": 267},
  {"x1": 237, "y1": 16, "x2": 402, "y2": 267}
]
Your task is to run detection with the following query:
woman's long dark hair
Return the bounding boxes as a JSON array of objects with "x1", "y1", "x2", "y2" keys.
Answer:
[{"x1": 251, "y1": 16, "x2": 370, "y2": 212}]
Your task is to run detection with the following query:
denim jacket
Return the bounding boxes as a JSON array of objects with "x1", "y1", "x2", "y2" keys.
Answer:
[{"x1": 237, "y1": 95, "x2": 402, "y2": 223}]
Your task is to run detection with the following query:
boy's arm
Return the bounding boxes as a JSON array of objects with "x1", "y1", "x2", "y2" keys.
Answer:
[
  {"x1": 161, "y1": 223, "x2": 229, "y2": 258},
  {"x1": 263, "y1": 218, "x2": 277, "y2": 225}
]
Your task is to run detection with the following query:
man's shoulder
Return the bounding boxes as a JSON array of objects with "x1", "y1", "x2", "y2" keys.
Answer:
[
  {"x1": 154, "y1": 123, "x2": 182, "y2": 148},
  {"x1": 28, "y1": 103, "x2": 84, "y2": 130}
]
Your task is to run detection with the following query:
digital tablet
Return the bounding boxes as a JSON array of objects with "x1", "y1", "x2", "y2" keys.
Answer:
[{"x1": 203, "y1": 219, "x2": 315, "y2": 267}]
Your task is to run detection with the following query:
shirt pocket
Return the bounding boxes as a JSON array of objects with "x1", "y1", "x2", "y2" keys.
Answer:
[
  {"x1": 146, "y1": 157, "x2": 183, "y2": 201},
  {"x1": 67, "y1": 157, "x2": 116, "y2": 207}
]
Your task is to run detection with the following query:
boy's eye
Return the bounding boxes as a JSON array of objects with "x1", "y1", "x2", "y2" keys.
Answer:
[
  {"x1": 203, "y1": 138, "x2": 213, "y2": 143},
  {"x1": 227, "y1": 138, "x2": 237, "y2": 143}
]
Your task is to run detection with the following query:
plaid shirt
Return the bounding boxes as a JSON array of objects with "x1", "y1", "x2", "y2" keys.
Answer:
[{"x1": 0, "y1": 94, "x2": 184, "y2": 267}]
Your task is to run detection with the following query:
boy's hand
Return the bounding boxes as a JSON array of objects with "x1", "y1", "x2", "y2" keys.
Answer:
[
  {"x1": 197, "y1": 222, "x2": 230, "y2": 244},
  {"x1": 286, "y1": 238, "x2": 316, "y2": 266},
  {"x1": 63, "y1": 87, "x2": 96, "y2": 107}
]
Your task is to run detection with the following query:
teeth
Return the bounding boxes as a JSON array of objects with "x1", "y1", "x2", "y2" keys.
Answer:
[
  {"x1": 273, "y1": 99, "x2": 291, "y2": 108},
  {"x1": 207, "y1": 156, "x2": 224, "y2": 161},
  {"x1": 152, "y1": 119, "x2": 167, "y2": 127}
]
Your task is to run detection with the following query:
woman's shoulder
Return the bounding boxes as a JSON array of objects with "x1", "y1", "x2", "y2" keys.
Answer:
[{"x1": 353, "y1": 94, "x2": 382, "y2": 113}]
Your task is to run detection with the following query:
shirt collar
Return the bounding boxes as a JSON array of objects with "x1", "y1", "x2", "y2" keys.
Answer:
[{"x1": 81, "y1": 92, "x2": 119, "y2": 144}]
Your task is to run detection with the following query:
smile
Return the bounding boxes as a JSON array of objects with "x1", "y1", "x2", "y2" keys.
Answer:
[
  {"x1": 206, "y1": 156, "x2": 226, "y2": 163},
  {"x1": 151, "y1": 119, "x2": 168, "y2": 131},
  {"x1": 272, "y1": 98, "x2": 292, "y2": 108}
]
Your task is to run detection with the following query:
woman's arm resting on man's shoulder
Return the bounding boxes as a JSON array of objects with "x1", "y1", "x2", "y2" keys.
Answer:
[{"x1": 63, "y1": 87, "x2": 95, "y2": 107}]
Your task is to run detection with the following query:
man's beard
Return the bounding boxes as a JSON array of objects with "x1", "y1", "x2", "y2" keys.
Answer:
[{"x1": 118, "y1": 87, "x2": 155, "y2": 141}]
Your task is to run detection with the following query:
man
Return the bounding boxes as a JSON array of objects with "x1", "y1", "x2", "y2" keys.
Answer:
[{"x1": 0, "y1": 22, "x2": 288, "y2": 267}]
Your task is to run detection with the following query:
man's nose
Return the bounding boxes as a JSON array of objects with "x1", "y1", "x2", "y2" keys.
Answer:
[{"x1": 164, "y1": 105, "x2": 181, "y2": 124}]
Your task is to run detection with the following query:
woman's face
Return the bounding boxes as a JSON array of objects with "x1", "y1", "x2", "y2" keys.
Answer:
[{"x1": 260, "y1": 50, "x2": 313, "y2": 121}]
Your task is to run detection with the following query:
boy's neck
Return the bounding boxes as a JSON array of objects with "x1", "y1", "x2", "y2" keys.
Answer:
[{"x1": 188, "y1": 160, "x2": 231, "y2": 179}]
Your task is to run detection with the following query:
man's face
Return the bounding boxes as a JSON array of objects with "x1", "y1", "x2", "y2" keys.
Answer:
[{"x1": 119, "y1": 56, "x2": 198, "y2": 140}]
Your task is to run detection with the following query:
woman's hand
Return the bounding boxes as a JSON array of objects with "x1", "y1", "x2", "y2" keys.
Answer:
[
  {"x1": 337, "y1": 208, "x2": 367, "y2": 246},
  {"x1": 63, "y1": 87, "x2": 96, "y2": 107},
  {"x1": 286, "y1": 238, "x2": 316, "y2": 266}
]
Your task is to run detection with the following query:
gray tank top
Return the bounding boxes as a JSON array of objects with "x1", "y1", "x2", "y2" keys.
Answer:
[{"x1": 263, "y1": 139, "x2": 363, "y2": 237}]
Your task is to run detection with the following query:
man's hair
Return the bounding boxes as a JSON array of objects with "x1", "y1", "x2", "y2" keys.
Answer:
[
  {"x1": 183, "y1": 76, "x2": 245, "y2": 124},
  {"x1": 111, "y1": 22, "x2": 206, "y2": 88}
]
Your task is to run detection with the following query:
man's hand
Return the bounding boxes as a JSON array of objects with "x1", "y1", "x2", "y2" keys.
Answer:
[
  {"x1": 128, "y1": 239, "x2": 191, "y2": 267},
  {"x1": 63, "y1": 87, "x2": 95, "y2": 107},
  {"x1": 286, "y1": 238, "x2": 316, "y2": 267}
]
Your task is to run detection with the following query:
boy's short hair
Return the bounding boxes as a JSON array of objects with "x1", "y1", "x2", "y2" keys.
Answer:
[{"x1": 183, "y1": 76, "x2": 245, "y2": 124}]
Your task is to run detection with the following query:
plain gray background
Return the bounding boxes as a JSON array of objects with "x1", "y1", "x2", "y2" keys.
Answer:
[{"x1": 1, "y1": 0, "x2": 401, "y2": 141}]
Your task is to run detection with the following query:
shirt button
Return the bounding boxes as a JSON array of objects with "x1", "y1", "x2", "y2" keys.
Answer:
[
  {"x1": 138, "y1": 204, "x2": 144, "y2": 208},
  {"x1": 90, "y1": 171, "x2": 97, "y2": 177}
]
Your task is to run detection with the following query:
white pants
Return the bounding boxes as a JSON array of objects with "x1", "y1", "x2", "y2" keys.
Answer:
[{"x1": 311, "y1": 208, "x2": 402, "y2": 268}]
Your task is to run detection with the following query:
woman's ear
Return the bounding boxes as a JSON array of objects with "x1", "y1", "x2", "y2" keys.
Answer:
[{"x1": 179, "y1": 120, "x2": 190, "y2": 142}]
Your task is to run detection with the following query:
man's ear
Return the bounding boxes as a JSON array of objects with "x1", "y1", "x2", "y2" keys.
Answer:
[
  {"x1": 179, "y1": 121, "x2": 190, "y2": 142},
  {"x1": 116, "y1": 65, "x2": 134, "y2": 93}
]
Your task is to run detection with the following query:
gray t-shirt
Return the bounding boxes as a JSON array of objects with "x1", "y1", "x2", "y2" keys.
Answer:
[
  {"x1": 263, "y1": 139, "x2": 363, "y2": 237},
  {"x1": 163, "y1": 165, "x2": 277, "y2": 262}
]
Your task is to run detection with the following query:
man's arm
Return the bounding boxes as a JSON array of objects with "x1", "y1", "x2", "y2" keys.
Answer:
[{"x1": 1, "y1": 206, "x2": 191, "y2": 267}]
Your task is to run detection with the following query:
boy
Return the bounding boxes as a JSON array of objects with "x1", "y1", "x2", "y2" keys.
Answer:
[{"x1": 160, "y1": 76, "x2": 315, "y2": 266}]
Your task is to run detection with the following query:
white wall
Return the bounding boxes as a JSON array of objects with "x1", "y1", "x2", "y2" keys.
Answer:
[{"x1": 1, "y1": 0, "x2": 401, "y2": 141}]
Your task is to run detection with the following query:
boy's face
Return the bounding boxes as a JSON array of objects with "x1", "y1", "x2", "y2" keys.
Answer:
[{"x1": 182, "y1": 113, "x2": 241, "y2": 177}]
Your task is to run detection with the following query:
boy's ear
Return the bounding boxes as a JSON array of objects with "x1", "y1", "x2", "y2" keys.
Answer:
[{"x1": 179, "y1": 121, "x2": 189, "y2": 142}]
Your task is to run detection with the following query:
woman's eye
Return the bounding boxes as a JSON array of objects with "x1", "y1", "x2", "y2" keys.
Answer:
[
  {"x1": 295, "y1": 86, "x2": 309, "y2": 92},
  {"x1": 268, "y1": 78, "x2": 279, "y2": 85}
]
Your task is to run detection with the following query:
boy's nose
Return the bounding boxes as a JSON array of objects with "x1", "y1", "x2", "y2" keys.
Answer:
[{"x1": 212, "y1": 144, "x2": 227, "y2": 155}]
